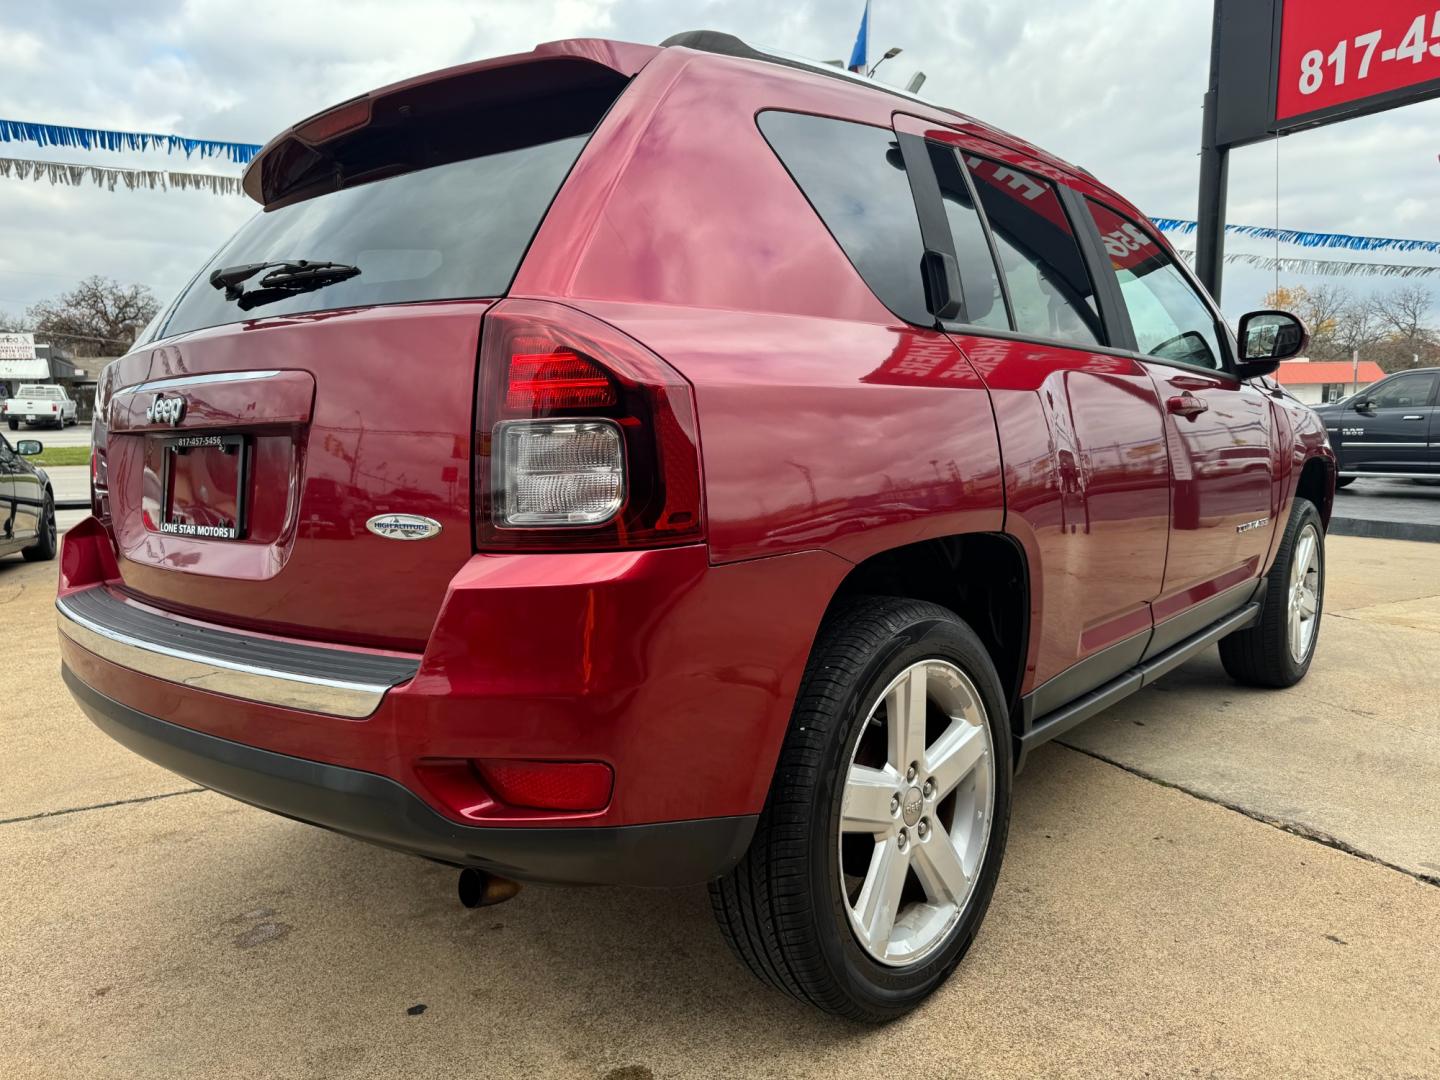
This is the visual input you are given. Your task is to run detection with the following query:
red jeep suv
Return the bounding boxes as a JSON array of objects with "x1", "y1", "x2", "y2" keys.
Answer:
[{"x1": 57, "y1": 32, "x2": 1334, "y2": 1020}]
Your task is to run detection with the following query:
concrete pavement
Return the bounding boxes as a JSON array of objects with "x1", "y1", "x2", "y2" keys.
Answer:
[
  {"x1": 1330, "y1": 478, "x2": 1440, "y2": 544},
  {"x1": 1064, "y1": 535, "x2": 1440, "y2": 882},
  {"x1": 3, "y1": 536, "x2": 1438, "y2": 1079}
]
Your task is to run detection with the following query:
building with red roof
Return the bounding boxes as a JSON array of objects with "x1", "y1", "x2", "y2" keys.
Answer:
[{"x1": 1273, "y1": 358, "x2": 1386, "y2": 405}]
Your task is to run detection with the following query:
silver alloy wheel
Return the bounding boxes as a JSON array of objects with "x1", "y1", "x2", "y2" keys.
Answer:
[
  {"x1": 1288, "y1": 522, "x2": 1321, "y2": 664},
  {"x1": 837, "y1": 659, "x2": 995, "y2": 967}
]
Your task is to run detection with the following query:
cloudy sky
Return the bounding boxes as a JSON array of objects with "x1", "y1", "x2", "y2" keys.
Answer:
[{"x1": 3, "y1": 0, "x2": 1439, "y2": 331}]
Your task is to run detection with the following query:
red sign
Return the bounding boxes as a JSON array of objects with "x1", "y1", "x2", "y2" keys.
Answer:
[{"x1": 1277, "y1": 1, "x2": 1440, "y2": 120}]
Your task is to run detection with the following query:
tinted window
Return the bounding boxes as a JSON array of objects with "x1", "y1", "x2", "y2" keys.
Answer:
[
  {"x1": 758, "y1": 111, "x2": 930, "y2": 325},
  {"x1": 963, "y1": 157, "x2": 1102, "y2": 346},
  {"x1": 164, "y1": 128, "x2": 595, "y2": 337},
  {"x1": 928, "y1": 144, "x2": 1007, "y2": 330},
  {"x1": 1086, "y1": 201, "x2": 1225, "y2": 370},
  {"x1": 1369, "y1": 372, "x2": 1437, "y2": 408}
]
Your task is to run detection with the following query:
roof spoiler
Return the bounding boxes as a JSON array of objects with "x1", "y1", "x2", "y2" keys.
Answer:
[{"x1": 241, "y1": 38, "x2": 658, "y2": 207}]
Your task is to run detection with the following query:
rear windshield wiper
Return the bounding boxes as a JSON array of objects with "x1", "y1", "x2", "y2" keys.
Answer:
[{"x1": 209, "y1": 259, "x2": 361, "y2": 311}]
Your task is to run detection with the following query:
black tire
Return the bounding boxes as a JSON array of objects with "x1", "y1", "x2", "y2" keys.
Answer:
[
  {"x1": 1219, "y1": 498, "x2": 1324, "y2": 688},
  {"x1": 5, "y1": 419, "x2": 16, "y2": 431},
  {"x1": 21, "y1": 491, "x2": 57, "y2": 562},
  {"x1": 709, "y1": 597, "x2": 1012, "y2": 1022},
  {"x1": 1335, "y1": 476, "x2": 1355, "y2": 489}
]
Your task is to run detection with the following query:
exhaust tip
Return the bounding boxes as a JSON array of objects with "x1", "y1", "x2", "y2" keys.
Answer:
[{"x1": 458, "y1": 867, "x2": 522, "y2": 908}]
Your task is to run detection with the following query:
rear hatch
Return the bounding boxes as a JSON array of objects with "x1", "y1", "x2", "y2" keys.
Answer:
[{"x1": 94, "y1": 43, "x2": 648, "y2": 651}]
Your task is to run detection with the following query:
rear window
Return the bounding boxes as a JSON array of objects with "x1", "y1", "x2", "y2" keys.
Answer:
[
  {"x1": 18, "y1": 385, "x2": 61, "y2": 399},
  {"x1": 163, "y1": 94, "x2": 613, "y2": 338}
]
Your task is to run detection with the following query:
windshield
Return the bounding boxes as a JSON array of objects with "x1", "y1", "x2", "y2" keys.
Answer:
[{"x1": 163, "y1": 123, "x2": 597, "y2": 338}]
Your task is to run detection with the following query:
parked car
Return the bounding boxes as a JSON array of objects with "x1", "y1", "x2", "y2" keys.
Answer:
[
  {"x1": 3, "y1": 383, "x2": 79, "y2": 430},
  {"x1": 55, "y1": 32, "x2": 1334, "y2": 1021},
  {"x1": 1312, "y1": 367, "x2": 1439, "y2": 486},
  {"x1": 0, "y1": 434, "x2": 56, "y2": 561}
]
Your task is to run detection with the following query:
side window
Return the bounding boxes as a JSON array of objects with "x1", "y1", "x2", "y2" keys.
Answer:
[
  {"x1": 1368, "y1": 373, "x2": 1437, "y2": 409},
  {"x1": 758, "y1": 111, "x2": 931, "y2": 325},
  {"x1": 1086, "y1": 201, "x2": 1226, "y2": 370},
  {"x1": 926, "y1": 144, "x2": 1007, "y2": 331},
  {"x1": 962, "y1": 156, "x2": 1103, "y2": 347}
]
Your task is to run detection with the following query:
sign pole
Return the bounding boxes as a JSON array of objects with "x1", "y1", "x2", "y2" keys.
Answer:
[{"x1": 1196, "y1": 0, "x2": 1229, "y2": 301}]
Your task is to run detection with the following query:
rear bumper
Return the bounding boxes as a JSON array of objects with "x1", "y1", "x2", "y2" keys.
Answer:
[
  {"x1": 56, "y1": 520, "x2": 854, "y2": 881},
  {"x1": 63, "y1": 665, "x2": 755, "y2": 886}
]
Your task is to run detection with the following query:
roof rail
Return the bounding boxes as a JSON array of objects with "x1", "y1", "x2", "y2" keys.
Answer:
[
  {"x1": 660, "y1": 30, "x2": 939, "y2": 110},
  {"x1": 660, "y1": 30, "x2": 1089, "y2": 182}
]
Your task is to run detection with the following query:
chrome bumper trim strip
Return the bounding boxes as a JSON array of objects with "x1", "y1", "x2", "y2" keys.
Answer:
[{"x1": 56, "y1": 592, "x2": 407, "y2": 719}]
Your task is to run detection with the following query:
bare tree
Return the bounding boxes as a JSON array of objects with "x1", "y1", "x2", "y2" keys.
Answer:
[
  {"x1": 1331, "y1": 294, "x2": 1380, "y2": 361},
  {"x1": 1262, "y1": 284, "x2": 1368, "y2": 359},
  {"x1": 1366, "y1": 284, "x2": 1438, "y2": 371},
  {"x1": 22, "y1": 276, "x2": 158, "y2": 357}
]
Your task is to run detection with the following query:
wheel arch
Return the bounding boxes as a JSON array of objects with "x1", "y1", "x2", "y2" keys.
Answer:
[
  {"x1": 1296, "y1": 453, "x2": 1335, "y2": 528},
  {"x1": 819, "y1": 532, "x2": 1030, "y2": 721}
]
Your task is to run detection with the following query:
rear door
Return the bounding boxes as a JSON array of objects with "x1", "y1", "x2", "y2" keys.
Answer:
[
  {"x1": 1343, "y1": 371, "x2": 1439, "y2": 474},
  {"x1": 900, "y1": 116, "x2": 1172, "y2": 701},
  {"x1": 1080, "y1": 200, "x2": 1275, "y2": 644}
]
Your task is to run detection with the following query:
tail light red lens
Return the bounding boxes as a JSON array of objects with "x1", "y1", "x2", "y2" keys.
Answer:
[
  {"x1": 505, "y1": 346, "x2": 617, "y2": 410},
  {"x1": 476, "y1": 299, "x2": 704, "y2": 551}
]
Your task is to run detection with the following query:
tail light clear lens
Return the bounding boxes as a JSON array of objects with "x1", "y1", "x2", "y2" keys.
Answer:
[
  {"x1": 494, "y1": 420, "x2": 624, "y2": 526},
  {"x1": 476, "y1": 300, "x2": 703, "y2": 551}
]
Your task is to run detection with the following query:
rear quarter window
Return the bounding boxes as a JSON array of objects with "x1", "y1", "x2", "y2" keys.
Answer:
[{"x1": 757, "y1": 110, "x2": 931, "y2": 326}]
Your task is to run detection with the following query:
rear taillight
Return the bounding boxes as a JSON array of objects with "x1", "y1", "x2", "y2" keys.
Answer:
[
  {"x1": 51, "y1": 404, "x2": 58, "y2": 412},
  {"x1": 91, "y1": 364, "x2": 113, "y2": 521},
  {"x1": 475, "y1": 300, "x2": 703, "y2": 551}
]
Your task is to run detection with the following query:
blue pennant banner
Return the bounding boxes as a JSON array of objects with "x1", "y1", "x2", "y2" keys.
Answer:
[
  {"x1": 1151, "y1": 217, "x2": 1440, "y2": 256},
  {"x1": 0, "y1": 119, "x2": 261, "y2": 163}
]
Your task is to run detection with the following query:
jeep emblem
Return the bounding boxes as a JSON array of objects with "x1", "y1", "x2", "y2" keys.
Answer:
[{"x1": 146, "y1": 394, "x2": 186, "y2": 426}]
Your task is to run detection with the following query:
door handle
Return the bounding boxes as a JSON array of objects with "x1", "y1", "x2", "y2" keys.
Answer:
[
  {"x1": 1167, "y1": 393, "x2": 1209, "y2": 420},
  {"x1": 1403, "y1": 414, "x2": 1424, "y2": 421}
]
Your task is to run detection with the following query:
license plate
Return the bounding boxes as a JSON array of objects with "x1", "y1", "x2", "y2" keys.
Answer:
[
  {"x1": 160, "y1": 434, "x2": 249, "y2": 540},
  {"x1": 26, "y1": 414, "x2": 36, "y2": 422}
]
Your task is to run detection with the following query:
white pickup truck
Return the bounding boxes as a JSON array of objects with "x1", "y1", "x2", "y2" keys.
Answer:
[{"x1": 2, "y1": 384, "x2": 78, "y2": 430}]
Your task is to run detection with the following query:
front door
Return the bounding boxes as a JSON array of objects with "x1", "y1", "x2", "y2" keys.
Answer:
[
  {"x1": 1340, "y1": 370, "x2": 1439, "y2": 475},
  {"x1": 1080, "y1": 201, "x2": 1276, "y2": 644}
]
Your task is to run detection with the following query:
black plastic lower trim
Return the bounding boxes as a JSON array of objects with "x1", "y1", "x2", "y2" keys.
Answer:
[
  {"x1": 1013, "y1": 601, "x2": 1260, "y2": 771},
  {"x1": 62, "y1": 666, "x2": 757, "y2": 887}
]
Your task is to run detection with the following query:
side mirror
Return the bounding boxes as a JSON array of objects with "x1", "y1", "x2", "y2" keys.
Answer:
[
  {"x1": 1235, "y1": 309, "x2": 1308, "y2": 380},
  {"x1": 1353, "y1": 398, "x2": 1376, "y2": 414},
  {"x1": 15, "y1": 439, "x2": 42, "y2": 456}
]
